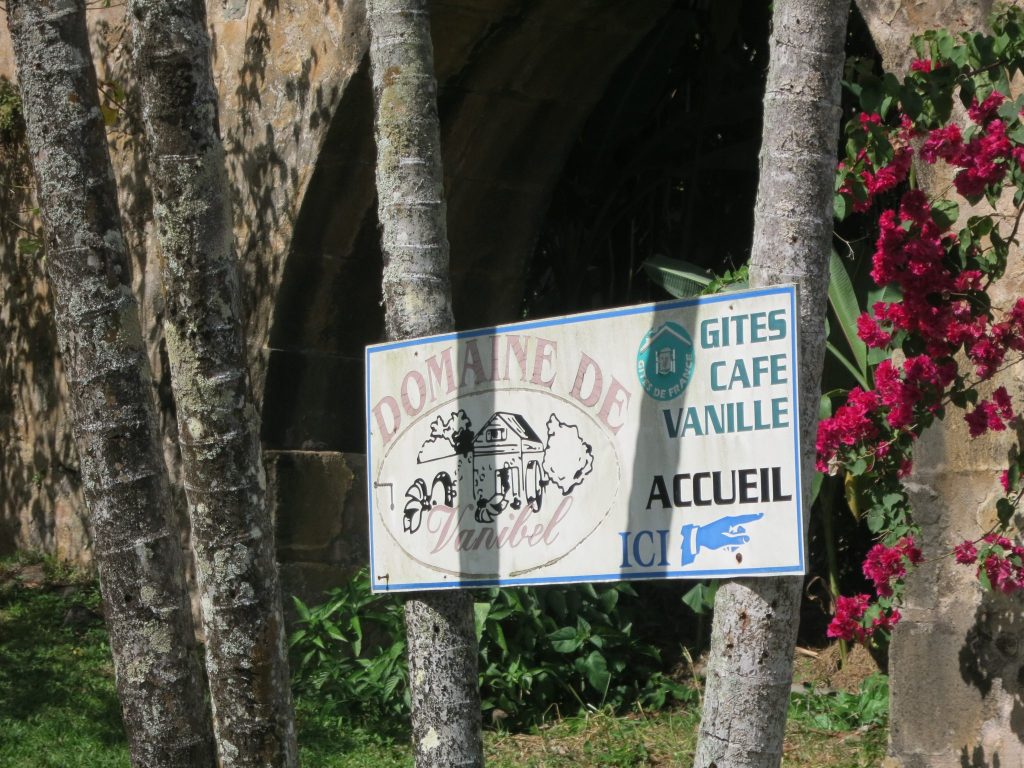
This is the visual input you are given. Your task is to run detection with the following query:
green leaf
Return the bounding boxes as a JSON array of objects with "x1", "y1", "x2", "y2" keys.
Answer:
[
  {"x1": 834, "y1": 193, "x2": 848, "y2": 221},
  {"x1": 979, "y1": 567, "x2": 993, "y2": 592},
  {"x1": 682, "y1": 583, "x2": 711, "y2": 615},
  {"x1": 931, "y1": 198, "x2": 960, "y2": 230},
  {"x1": 597, "y1": 588, "x2": 618, "y2": 614},
  {"x1": 643, "y1": 255, "x2": 714, "y2": 298},
  {"x1": 17, "y1": 237, "x2": 40, "y2": 255},
  {"x1": 292, "y1": 597, "x2": 311, "y2": 622},
  {"x1": 997, "y1": 497, "x2": 1015, "y2": 527},
  {"x1": 488, "y1": 619, "x2": 508, "y2": 653},
  {"x1": 828, "y1": 250, "x2": 868, "y2": 381},
  {"x1": 582, "y1": 650, "x2": 611, "y2": 696},
  {"x1": 826, "y1": 341, "x2": 871, "y2": 391},
  {"x1": 473, "y1": 601, "x2": 491, "y2": 643},
  {"x1": 882, "y1": 492, "x2": 904, "y2": 511},
  {"x1": 548, "y1": 626, "x2": 582, "y2": 653},
  {"x1": 350, "y1": 615, "x2": 363, "y2": 656},
  {"x1": 545, "y1": 589, "x2": 567, "y2": 620},
  {"x1": 866, "y1": 507, "x2": 886, "y2": 534}
]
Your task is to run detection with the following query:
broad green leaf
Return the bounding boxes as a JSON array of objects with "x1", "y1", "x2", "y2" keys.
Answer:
[
  {"x1": 826, "y1": 341, "x2": 871, "y2": 391},
  {"x1": 582, "y1": 650, "x2": 611, "y2": 696},
  {"x1": 997, "y1": 497, "x2": 1015, "y2": 527},
  {"x1": 545, "y1": 588, "x2": 567, "y2": 620},
  {"x1": 473, "y1": 601, "x2": 491, "y2": 643},
  {"x1": 828, "y1": 250, "x2": 868, "y2": 381},
  {"x1": 866, "y1": 507, "x2": 885, "y2": 533},
  {"x1": 681, "y1": 583, "x2": 710, "y2": 615},
  {"x1": 931, "y1": 198, "x2": 960, "y2": 230},
  {"x1": 834, "y1": 192, "x2": 848, "y2": 221},
  {"x1": 643, "y1": 255, "x2": 714, "y2": 298},
  {"x1": 548, "y1": 626, "x2": 582, "y2": 653},
  {"x1": 598, "y1": 587, "x2": 618, "y2": 614},
  {"x1": 292, "y1": 596, "x2": 311, "y2": 622}
]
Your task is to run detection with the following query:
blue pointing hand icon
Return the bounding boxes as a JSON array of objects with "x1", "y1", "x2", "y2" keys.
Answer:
[{"x1": 681, "y1": 513, "x2": 764, "y2": 565}]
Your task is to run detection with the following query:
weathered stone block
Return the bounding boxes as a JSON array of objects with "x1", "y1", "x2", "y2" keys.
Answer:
[{"x1": 265, "y1": 450, "x2": 369, "y2": 608}]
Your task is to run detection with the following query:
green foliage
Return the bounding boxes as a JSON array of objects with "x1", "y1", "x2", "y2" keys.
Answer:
[
  {"x1": 290, "y1": 571, "x2": 409, "y2": 722},
  {"x1": 0, "y1": 79, "x2": 22, "y2": 142},
  {"x1": 474, "y1": 582, "x2": 691, "y2": 725},
  {"x1": 290, "y1": 570, "x2": 692, "y2": 729},
  {"x1": 789, "y1": 673, "x2": 890, "y2": 733},
  {"x1": 642, "y1": 255, "x2": 715, "y2": 297}
]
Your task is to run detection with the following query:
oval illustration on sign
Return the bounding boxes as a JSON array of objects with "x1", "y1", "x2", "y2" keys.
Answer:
[{"x1": 373, "y1": 389, "x2": 621, "y2": 578}]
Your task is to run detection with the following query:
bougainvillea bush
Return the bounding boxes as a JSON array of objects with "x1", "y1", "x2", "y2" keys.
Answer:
[{"x1": 821, "y1": 8, "x2": 1024, "y2": 642}]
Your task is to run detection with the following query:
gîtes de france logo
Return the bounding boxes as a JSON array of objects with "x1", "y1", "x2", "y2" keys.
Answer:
[{"x1": 636, "y1": 321, "x2": 695, "y2": 401}]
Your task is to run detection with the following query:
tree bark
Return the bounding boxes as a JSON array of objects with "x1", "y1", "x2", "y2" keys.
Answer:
[
  {"x1": 693, "y1": 2, "x2": 849, "y2": 767},
  {"x1": 367, "y1": 1, "x2": 484, "y2": 766},
  {"x1": 126, "y1": 1, "x2": 298, "y2": 765},
  {"x1": 5, "y1": 2, "x2": 214, "y2": 766}
]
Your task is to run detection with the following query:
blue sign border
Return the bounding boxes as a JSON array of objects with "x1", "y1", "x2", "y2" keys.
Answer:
[{"x1": 365, "y1": 285, "x2": 804, "y2": 592}]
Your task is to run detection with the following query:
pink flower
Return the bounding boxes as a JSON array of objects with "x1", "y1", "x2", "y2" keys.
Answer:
[
  {"x1": 982, "y1": 554, "x2": 1022, "y2": 593},
  {"x1": 857, "y1": 313, "x2": 892, "y2": 348},
  {"x1": 872, "y1": 608, "x2": 901, "y2": 632},
  {"x1": 910, "y1": 59, "x2": 934, "y2": 73},
  {"x1": 1000, "y1": 469, "x2": 1012, "y2": 493},
  {"x1": 953, "y1": 120, "x2": 1012, "y2": 198},
  {"x1": 863, "y1": 536, "x2": 921, "y2": 597},
  {"x1": 965, "y1": 400, "x2": 1007, "y2": 437},
  {"x1": 828, "y1": 594, "x2": 872, "y2": 641},
  {"x1": 968, "y1": 92, "x2": 1006, "y2": 124},
  {"x1": 921, "y1": 124, "x2": 963, "y2": 164},
  {"x1": 954, "y1": 541, "x2": 978, "y2": 564},
  {"x1": 992, "y1": 386, "x2": 1014, "y2": 420},
  {"x1": 899, "y1": 189, "x2": 931, "y2": 225},
  {"x1": 815, "y1": 388, "x2": 881, "y2": 472},
  {"x1": 983, "y1": 532, "x2": 1013, "y2": 549},
  {"x1": 953, "y1": 270, "x2": 984, "y2": 291}
]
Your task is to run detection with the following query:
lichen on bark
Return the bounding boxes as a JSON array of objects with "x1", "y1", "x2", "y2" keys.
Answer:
[
  {"x1": 693, "y1": 1, "x2": 849, "y2": 766},
  {"x1": 5, "y1": 1, "x2": 214, "y2": 765},
  {"x1": 367, "y1": 1, "x2": 483, "y2": 766},
  {"x1": 127, "y1": 0, "x2": 298, "y2": 765}
]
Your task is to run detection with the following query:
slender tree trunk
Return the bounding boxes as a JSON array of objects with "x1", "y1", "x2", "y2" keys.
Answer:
[
  {"x1": 126, "y1": 1, "x2": 298, "y2": 765},
  {"x1": 693, "y1": 2, "x2": 849, "y2": 766},
  {"x1": 6, "y1": 2, "x2": 214, "y2": 766},
  {"x1": 367, "y1": 1, "x2": 484, "y2": 766}
]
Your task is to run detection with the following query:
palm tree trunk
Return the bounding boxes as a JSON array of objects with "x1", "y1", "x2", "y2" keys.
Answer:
[
  {"x1": 693, "y1": 1, "x2": 849, "y2": 766},
  {"x1": 126, "y1": 1, "x2": 298, "y2": 765},
  {"x1": 6, "y1": 2, "x2": 214, "y2": 765},
  {"x1": 367, "y1": 1, "x2": 484, "y2": 765}
]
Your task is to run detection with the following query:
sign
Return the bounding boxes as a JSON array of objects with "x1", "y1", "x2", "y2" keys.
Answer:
[{"x1": 365, "y1": 285, "x2": 804, "y2": 592}]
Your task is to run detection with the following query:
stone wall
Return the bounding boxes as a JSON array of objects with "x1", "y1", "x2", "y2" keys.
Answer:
[
  {"x1": 266, "y1": 451, "x2": 369, "y2": 607},
  {"x1": 0, "y1": 0, "x2": 671, "y2": 576},
  {"x1": 856, "y1": 2, "x2": 1024, "y2": 764}
]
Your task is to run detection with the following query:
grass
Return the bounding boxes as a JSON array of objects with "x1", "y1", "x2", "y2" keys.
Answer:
[
  {"x1": 0, "y1": 556, "x2": 126, "y2": 768},
  {"x1": 0, "y1": 557, "x2": 887, "y2": 767}
]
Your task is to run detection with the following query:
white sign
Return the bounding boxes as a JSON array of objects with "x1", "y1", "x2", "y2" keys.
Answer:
[{"x1": 365, "y1": 286, "x2": 804, "y2": 592}]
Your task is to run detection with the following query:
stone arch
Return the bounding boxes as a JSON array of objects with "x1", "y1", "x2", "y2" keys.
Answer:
[{"x1": 261, "y1": 0, "x2": 674, "y2": 452}]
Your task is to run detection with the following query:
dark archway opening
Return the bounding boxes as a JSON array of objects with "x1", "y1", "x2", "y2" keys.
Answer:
[{"x1": 524, "y1": 0, "x2": 771, "y2": 318}]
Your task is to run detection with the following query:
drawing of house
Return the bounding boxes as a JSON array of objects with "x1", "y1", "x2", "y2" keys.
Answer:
[{"x1": 472, "y1": 412, "x2": 545, "y2": 511}]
